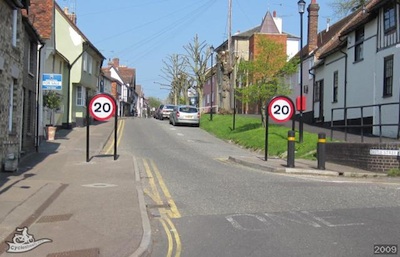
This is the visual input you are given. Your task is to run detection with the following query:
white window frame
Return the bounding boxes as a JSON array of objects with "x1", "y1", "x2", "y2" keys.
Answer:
[{"x1": 76, "y1": 86, "x2": 86, "y2": 106}]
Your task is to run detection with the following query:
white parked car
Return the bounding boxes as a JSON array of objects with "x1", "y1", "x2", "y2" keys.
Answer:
[{"x1": 169, "y1": 105, "x2": 200, "y2": 127}]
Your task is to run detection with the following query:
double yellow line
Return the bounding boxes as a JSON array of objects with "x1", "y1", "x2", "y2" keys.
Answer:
[
  {"x1": 104, "y1": 119, "x2": 125, "y2": 155},
  {"x1": 142, "y1": 158, "x2": 182, "y2": 257}
]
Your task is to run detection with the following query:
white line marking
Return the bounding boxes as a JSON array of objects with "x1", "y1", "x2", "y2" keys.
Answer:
[{"x1": 177, "y1": 133, "x2": 184, "y2": 136}]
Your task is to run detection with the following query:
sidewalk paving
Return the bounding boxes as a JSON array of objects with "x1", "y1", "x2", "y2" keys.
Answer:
[
  {"x1": 0, "y1": 120, "x2": 150, "y2": 257},
  {"x1": 0, "y1": 118, "x2": 398, "y2": 257}
]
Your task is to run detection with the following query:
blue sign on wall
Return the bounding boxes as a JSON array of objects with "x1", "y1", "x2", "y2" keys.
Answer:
[{"x1": 42, "y1": 74, "x2": 62, "y2": 90}]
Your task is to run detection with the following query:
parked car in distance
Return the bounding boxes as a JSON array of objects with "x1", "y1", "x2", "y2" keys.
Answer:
[
  {"x1": 169, "y1": 105, "x2": 200, "y2": 127},
  {"x1": 159, "y1": 104, "x2": 176, "y2": 120},
  {"x1": 154, "y1": 104, "x2": 164, "y2": 119}
]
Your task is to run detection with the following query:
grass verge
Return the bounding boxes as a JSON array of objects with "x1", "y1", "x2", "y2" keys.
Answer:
[{"x1": 200, "y1": 114, "x2": 330, "y2": 159}]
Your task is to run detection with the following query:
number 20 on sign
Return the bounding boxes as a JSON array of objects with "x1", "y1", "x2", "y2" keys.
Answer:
[
  {"x1": 89, "y1": 94, "x2": 116, "y2": 121},
  {"x1": 268, "y1": 96, "x2": 295, "y2": 123}
]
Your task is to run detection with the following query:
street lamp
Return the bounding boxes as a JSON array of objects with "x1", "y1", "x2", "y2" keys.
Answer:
[
  {"x1": 210, "y1": 45, "x2": 214, "y2": 121},
  {"x1": 298, "y1": 0, "x2": 305, "y2": 143}
]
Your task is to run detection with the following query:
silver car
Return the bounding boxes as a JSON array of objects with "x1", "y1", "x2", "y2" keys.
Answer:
[
  {"x1": 169, "y1": 105, "x2": 200, "y2": 127},
  {"x1": 159, "y1": 104, "x2": 175, "y2": 120}
]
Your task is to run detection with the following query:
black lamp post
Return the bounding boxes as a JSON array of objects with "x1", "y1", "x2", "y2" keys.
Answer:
[
  {"x1": 210, "y1": 46, "x2": 214, "y2": 121},
  {"x1": 298, "y1": 0, "x2": 305, "y2": 143}
]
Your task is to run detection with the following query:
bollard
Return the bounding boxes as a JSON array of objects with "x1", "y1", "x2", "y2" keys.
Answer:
[
  {"x1": 317, "y1": 133, "x2": 326, "y2": 170},
  {"x1": 287, "y1": 130, "x2": 295, "y2": 168}
]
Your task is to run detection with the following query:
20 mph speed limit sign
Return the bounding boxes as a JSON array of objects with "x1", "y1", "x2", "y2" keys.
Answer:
[
  {"x1": 268, "y1": 96, "x2": 295, "y2": 123},
  {"x1": 89, "y1": 94, "x2": 116, "y2": 121}
]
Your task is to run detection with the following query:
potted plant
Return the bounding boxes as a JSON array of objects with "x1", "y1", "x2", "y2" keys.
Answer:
[{"x1": 43, "y1": 91, "x2": 62, "y2": 140}]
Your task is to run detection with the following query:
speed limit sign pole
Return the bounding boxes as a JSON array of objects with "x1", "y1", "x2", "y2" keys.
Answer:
[
  {"x1": 87, "y1": 93, "x2": 118, "y2": 162},
  {"x1": 265, "y1": 96, "x2": 295, "y2": 162}
]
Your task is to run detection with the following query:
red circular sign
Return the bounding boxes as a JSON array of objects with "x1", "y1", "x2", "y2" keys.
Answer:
[
  {"x1": 89, "y1": 94, "x2": 116, "y2": 121},
  {"x1": 268, "y1": 96, "x2": 295, "y2": 123}
]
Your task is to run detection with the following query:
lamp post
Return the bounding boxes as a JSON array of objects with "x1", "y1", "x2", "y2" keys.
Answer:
[
  {"x1": 210, "y1": 46, "x2": 214, "y2": 121},
  {"x1": 298, "y1": 0, "x2": 306, "y2": 143}
]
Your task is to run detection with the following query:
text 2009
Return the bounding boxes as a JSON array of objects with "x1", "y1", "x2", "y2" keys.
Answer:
[{"x1": 374, "y1": 245, "x2": 398, "y2": 255}]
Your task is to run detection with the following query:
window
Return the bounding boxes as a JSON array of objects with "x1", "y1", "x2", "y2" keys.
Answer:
[
  {"x1": 314, "y1": 80, "x2": 323, "y2": 102},
  {"x1": 76, "y1": 86, "x2": 86, "y2": 106},
  {"x1": 383, "y1": 55, "x2": 393, "y2": 97},
  {"x1": 354, "y1": 27, "x2": 364, "y2": 62},
  {"x1": 88, "y1": 54, "x2": 92, "y2": 74},
  {"x1": 83, "y1": 52, "x2": 87, "y2": 72},
  {"x1": 384, "y1": 4, "x2": 396, "y2": 33},
  {"x1": 12, "y1": 9, "x2": 18, "y2": 47},
  {"x1": 83, "y1": 52, "x2": 93, "y2": 74},
  {"x1": 333, "y1": 71, "x2": 338, "y2": 103}
]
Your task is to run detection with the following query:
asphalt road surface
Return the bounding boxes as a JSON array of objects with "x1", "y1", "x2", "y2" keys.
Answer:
[{"x1": 120, "y1": 117, "x2": 400, "y2": 257}]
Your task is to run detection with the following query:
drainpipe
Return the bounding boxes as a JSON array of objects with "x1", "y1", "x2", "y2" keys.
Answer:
[
  {"x1": 308, "y1": 67, "x2": 316, "y2": 118},
  {"x1": 339, "y1": 36, "x2": 348, "y2": 139},
  {"x1": 35, "y1": 43, "x2": 45, "y2": 152}
]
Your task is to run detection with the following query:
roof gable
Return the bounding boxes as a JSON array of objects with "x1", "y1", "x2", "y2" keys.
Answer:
[{"x1": 260, "y1": 11, "x2": 280, "y2": 34}]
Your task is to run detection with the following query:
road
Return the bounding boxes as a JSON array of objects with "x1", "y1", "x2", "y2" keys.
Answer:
[{"x1": 121, "y1": 117, "x2": 400, "y2": 257}]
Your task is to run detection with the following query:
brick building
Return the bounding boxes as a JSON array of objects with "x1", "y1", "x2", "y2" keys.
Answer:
[{"x1": 0, "y1": 0, "x2": 41, "y2": 170}]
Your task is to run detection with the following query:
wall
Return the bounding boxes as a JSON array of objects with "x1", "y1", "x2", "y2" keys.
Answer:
[{"x1": 326, "y1": 142, "x2": 400, "y2": 172}]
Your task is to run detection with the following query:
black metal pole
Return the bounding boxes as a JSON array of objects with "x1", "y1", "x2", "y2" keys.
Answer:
[
  {"x1": 299, "y1": 8, "x2": 304, "y2": 143},
  {"x1": 86, "y1": 95, "x2": 90, "y2": 162},
  {"x1": 265, "y1": 101, "x2": 269, "y2": 161},
  {"x1": 210, "y1": 46, "x2": 214, "y2": 121},
  {"x1": 114, "y1": 101, "x2": 118, "y2": 161},
  {"x1": 233, "y1": 93, "x2": 236, "y2": 130}
]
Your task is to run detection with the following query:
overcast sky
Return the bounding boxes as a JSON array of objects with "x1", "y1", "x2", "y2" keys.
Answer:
[{"x1": 57, "y1": 0, "x2": 335, "y2": 101}]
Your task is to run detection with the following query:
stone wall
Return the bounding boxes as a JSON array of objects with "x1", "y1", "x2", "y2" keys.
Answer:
[{"x1": 326, "y1": 142, "x2": 400, "y2": 173}]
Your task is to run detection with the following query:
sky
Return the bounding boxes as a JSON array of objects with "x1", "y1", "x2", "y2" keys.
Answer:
[{"x1": 56, "y1": 0, "x2": 338, "y2": 101}]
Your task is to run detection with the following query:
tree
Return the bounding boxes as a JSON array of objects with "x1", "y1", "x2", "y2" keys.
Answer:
[
  {"x1": 183, "y1": 34, "x2": 212, "y2": 109},
  {"x1": 147, "y1": 97, "x2": 162, "y2": 110},
  {"x1": 43, "y1": 91, "x2": 62, "y2": 126},
  {"x1": 236, "y1": 36, "x2": 298, "y2": 125},
  {"x1": 160, "y1": 54, "x2": 188, "y2": 105},
  {"x1": 329, "y1": 0, "x2": 369, "y2": 16}
]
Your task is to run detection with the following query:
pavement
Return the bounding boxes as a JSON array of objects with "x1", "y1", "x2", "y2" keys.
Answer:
[{"x1": 0, "y1": 118, "x2": 398, "y2": 257}]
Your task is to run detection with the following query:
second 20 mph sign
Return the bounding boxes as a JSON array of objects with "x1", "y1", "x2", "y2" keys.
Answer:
[
  {"x1": 268, "y1": 96, "x2": 295, "y2": 123},
  {"x1": 89, "y1": 94, "x2": 116, "y2": 121}
]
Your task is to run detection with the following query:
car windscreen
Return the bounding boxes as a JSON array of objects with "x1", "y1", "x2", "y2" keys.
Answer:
[
  {"x1": 179, "y1": 107, "x2": 198, "y2": 113},
  {"x1": 165, "y1": 105, "x2": 175, "y2": 109}
]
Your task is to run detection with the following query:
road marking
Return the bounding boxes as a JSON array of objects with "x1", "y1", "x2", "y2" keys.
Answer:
[
  {"x1": 176, "y1": 133, "x2": 184, "y2": 136},
  {"x1": 141, "y1": 158, "x2": 182, "y2": 256},
  {"x1": 82, "y1": 183, "x2": 117, "y2": 188},
  {"x1": 104, "y1": 119, "x2": 125, "y2": 154},
  {"x1": 149, "y1": 160, "x2": 181, "y2": 218},
  {"x1": 226, "y1": 210, "x2": 365, "y2": 231},
  {"x1": 159, "y1": 218, "x2": 173, "y2": 257}
]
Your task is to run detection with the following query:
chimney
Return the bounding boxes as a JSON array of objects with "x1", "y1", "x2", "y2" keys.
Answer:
[
  {"x1": 63, "y1": 7, "x2": 77, "y2": 24},
  {"x1": 112, "y1": 58, "x2": 120, "y2": 68},
  {"x1": 307, "y1": 0, "x2": 320, "y2": 52}
]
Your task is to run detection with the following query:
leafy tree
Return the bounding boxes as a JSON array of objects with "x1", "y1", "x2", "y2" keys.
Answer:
[
  {"x1": 329, "y1": 0, "x2": 369, "y2": 16},
  {"x1": 43, "y1": 91, "x2": 62, "y2": 125},
  {"x1": 236, "y1": 36, "x2": 298, "y2": 125},
  {"x1": 147, "y1": 97, "x2": 162, "y2": 109}
]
